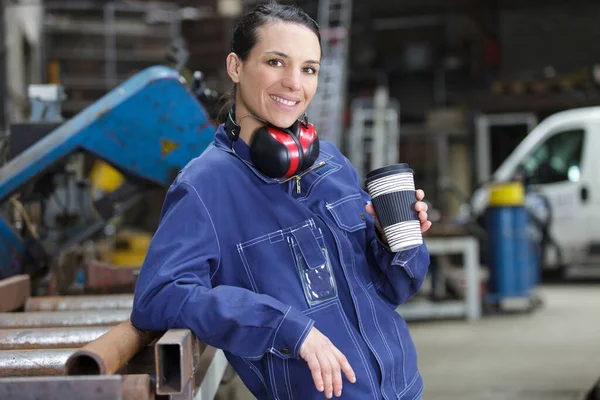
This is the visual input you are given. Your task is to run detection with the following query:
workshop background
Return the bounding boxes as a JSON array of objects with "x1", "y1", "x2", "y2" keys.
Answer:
[{"x1": 1, "y1": 0, "x2": 600, "y2": 399}]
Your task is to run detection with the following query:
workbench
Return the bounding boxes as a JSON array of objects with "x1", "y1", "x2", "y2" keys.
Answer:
[{"x1": 396, "y1": 235, "x2": 481, "y2": 321}]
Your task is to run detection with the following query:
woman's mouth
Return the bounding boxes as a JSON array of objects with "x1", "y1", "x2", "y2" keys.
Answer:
[{"x1": 270, "y1": 95, "x2": 300, "y2": 109}]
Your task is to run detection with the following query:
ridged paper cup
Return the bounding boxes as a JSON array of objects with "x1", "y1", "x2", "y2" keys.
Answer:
[{"x1": 365, "y1": 163, "x2": 423, "y2": 252}]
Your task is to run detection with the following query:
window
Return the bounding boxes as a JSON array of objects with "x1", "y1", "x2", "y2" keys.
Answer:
[{"x1": 520, "y1": 129, "x2": 585, "y2": 184}]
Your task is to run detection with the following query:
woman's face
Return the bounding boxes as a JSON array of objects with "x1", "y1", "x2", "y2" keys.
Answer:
[{"x1": 227, "y1": 22, "x2": 321, "y2": 130}]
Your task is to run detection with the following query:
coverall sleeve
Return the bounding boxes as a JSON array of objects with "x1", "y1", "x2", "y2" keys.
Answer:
[
  {"x1": 130, "y1": 180, "x2": 315, "y2": 360},
  {"x1": 343, "y1": 157, "x2": 431, "y2": 306}
]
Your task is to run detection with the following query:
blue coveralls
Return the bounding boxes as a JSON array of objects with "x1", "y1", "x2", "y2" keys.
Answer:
[{"x1": 131, "y1": 124, "x2": 430, "y2": 399}]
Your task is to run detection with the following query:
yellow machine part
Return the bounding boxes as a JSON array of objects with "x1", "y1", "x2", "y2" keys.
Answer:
[
  {"x1": 488, "y1": 182, "x2": 525, "y2": 207},
  {"x1": 111, "y1": 232, "x2": 152, "y2": 268},
  {"x1": 89, "y1": 161, "x2": 125, "y2": 194},
  {"x1": 89, "y1": 161, "x2": 150, "y2": 267}
]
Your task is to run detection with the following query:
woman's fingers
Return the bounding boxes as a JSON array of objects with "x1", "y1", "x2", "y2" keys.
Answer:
[{"x1": 316, "y1": 351, "x2": 334, "y2": 398}]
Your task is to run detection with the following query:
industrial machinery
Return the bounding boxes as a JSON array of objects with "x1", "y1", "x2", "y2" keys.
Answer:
[{"x1": 0, "y1": 65, "x2": 217, "y2": 286}]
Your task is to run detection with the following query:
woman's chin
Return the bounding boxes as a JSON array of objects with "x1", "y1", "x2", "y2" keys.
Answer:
[{"x1": 269, "y1": 115, "x2": 301, "y2": 129}]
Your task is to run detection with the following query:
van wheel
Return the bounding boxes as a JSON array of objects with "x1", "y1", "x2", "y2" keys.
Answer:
[{"x1": 541, "y1": 265, "x2": 565, "y2": 282}]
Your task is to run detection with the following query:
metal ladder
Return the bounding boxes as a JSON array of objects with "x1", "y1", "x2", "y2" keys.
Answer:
[{"x1": 307, "y1": 0, "x2": 352, "y2": 149}]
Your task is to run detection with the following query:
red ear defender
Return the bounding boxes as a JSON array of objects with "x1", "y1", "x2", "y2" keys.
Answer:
[
  {"x1": 250, "y1": 120, "x2": 320, "y2": 179},
  {"x1": 298, "y1": 121, "x2": 319, "y2": 171}
]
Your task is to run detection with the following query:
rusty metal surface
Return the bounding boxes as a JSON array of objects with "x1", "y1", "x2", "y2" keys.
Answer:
[
  {"x1": 85, "y1": 262, "x2": 138, "y2": 293},
  {"x1": 0, "y1": 348, "x2": 74, "y2": 377},
  {"x1": 66, "y1": 319, "x2": 160, "y2": 376},
  {"x1": 122, "y1": 374, "x2": 154, "y2": 400},
  {"x1": 0, "y1": 375, "x2": 123, "y2": 400},
  {"x1": 24, "y1": 294, "x2": 134, "y2": 312},
  {"x1": 0, "y1": 326, "x2": 111, "y2": 350},
  {"x1": 0, "y1": 275, "x2": 31, "y2": 312},
  {"x1": 118, "y1": 346, "x2": 155, "y2": 376},
  {"x1": 170, "y1": 347, "x2": 228, "y2": 400},
  {"x1": 0, "y1": 309, "x2": 130, "y2": 329},
  {"x1": 155, "y1": 329, "x2": 204, "y2": 395}
]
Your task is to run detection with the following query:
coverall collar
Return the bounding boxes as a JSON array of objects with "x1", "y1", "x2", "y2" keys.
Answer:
[{"x1": 213, "y1": 124, "x2": 285, "y2": 184}]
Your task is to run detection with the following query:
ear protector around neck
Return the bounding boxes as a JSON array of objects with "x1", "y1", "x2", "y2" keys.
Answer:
[{"x1": 225, "y1": 107, "x2": 320, "y2": 179}]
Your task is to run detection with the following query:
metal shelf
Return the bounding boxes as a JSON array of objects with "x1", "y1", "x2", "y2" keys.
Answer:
[
  {"x1": 49, "y1": 49, "x2": 167, "y2": 63},
  {"x1": 61, "y1": 76, "x2": 131, "y2": 90},
  {"x1": 460, "y1": 90, "x2": 600, "y2": 114},
  {"x1": 62, "y1": 99, "x2": 95, "y2": 113},
  {"x1": 44, "y1": 17, "x2": 171, "y2": 39}
]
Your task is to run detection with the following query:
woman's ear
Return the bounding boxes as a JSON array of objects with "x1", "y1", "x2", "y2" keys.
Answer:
[{"x1": 226, "y1": 53, "x2": 242, "y2": 83}]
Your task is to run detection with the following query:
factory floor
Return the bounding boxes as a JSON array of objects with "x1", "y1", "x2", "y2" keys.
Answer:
[
  {"x1": 218, "y1": 283, "x2": 600, "y2": 400},
  {"x1": 414, "y1": 283, "x2": 600, "y2": 400}
]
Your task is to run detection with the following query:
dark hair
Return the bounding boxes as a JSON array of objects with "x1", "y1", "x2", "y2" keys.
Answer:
[
  {"x1": 232, "y1": 1, "x2": 321, "y2": 61},
  {"x1": 218, "y1": 1, "x2": 321, "y2": 122}
]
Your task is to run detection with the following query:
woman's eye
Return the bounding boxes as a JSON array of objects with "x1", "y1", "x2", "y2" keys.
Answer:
[
  {"x1": 304, "y1": 67, "x2": 317, "y2": 75},
  {"x1": 268, "y1": 59, "x2": 283, "y2": 67}
]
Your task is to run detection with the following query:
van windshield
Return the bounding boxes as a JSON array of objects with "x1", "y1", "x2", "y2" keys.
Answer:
[{"x1": 521, "y1": 129, "x2": 585, "y2": 184}]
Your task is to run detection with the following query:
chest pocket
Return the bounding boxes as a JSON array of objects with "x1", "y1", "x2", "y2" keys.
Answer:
[
  {"x1": 237, "y1": 219, "x2": 338, "y2": 310},
  {"x1": 326, "y1": 194, "x2": 367, "y2": 233},
  {"x1": 289, "y1": 225, "x2": 337, "y2": 307}
]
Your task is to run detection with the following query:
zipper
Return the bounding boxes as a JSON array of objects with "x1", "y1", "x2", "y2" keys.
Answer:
[{"x1": 280, "y1": 161, "x2": 326, "y2": 194}]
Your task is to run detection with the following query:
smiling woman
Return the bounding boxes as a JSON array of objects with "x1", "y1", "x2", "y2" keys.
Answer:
[
  {"x1": 130, "y1": 2, "x2": 431, "y2": 400},
  {"x1": 225, "y1": 8, "x2": 321, "y2": 133}
]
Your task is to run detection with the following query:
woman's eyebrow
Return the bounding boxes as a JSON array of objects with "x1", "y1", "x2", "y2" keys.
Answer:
[
  {"x1": 265, "y1": 50, "x2": 320, "y2": 65},
  {"x1": 265, "y1": 50, "x2": 288, "y2": 58}
]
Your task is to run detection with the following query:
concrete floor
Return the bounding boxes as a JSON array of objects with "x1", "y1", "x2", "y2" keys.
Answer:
[
  {"x1": 412, "y1": 284, "x2": 600, "y2": 400},
  {"x1": 218, "y1": 284, "x2": 600, "y2": 399}
]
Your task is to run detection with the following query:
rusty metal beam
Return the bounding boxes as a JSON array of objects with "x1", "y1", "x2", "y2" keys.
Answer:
[
  {"x1": 0, "y1": 275, "x2": 31, "y2": 312},
  {"x1": 24, "y1": 294, "x2": 133, "y2": 312},
  {"x1": 65, "y1": 320, "x2": 160, "y2": 376},
  {"x1": 170, "y1": 346, "x2": 228, "y2": 400},
  {"x1": 0, "y1": 375, "x2": 123, "y2": 400},
  {"x1": 0, "y1": 348, "x2": 74, "y2": 377},
  {"x1": 0, "y1": 374, "x2": 154, "y2": 400},
  {"x1": 0, "y1": 309, "x2": 130, "y2": 329},
  {"x1": 155, "y1": 329, "x2": 204, "y2": 395},
  {"x1": 192, "y1": 347, "x2": 228, "y2": 399},
  {"x1": 122, "y1": 374, "x2": 154, "y2": 400},
  {"x1": 118, "y1": 346, "x2": 156, "y2": 376},
  {"x1": 0, "y1": 326, "x2": 111, "y2": 350}
]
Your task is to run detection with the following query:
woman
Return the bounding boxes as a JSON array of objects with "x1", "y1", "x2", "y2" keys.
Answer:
[{"x1": 131, "y1": 2, "x2": 431, "y2": 399}]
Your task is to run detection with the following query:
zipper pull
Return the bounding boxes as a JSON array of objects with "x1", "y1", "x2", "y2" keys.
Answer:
[{"x1": 296, "y1": 176, "x2": 301, "y2": 194}]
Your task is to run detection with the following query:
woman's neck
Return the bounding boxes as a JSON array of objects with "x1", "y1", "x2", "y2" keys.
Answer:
[
  {"x1": 237, "y1": 116, "x2": 263, "y2": 145},
  {"x1": 233, "y1": 101, "x2": 263, "y2": 145}
]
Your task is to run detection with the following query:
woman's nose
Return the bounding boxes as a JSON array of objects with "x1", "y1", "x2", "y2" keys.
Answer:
[{"x1": 281, "y1": 71, "x2": 301, "y2": 91}]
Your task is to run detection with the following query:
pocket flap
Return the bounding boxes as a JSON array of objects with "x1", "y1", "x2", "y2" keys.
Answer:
[
  {"x1": 326, "y1": 194, "x2": 367, "y2": 232},
  {"x1": 291, "y1": 226, "x2": 326, "y2": 270}
]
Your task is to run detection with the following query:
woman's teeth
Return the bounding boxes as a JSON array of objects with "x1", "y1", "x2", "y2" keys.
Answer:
[{"x1": 271, "y1": 95, "x2": 298, "y2": 106}]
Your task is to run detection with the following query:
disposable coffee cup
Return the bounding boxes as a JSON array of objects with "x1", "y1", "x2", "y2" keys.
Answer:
[{"x1": 365, "y1": 163, "x2": 423, "y2": 252}]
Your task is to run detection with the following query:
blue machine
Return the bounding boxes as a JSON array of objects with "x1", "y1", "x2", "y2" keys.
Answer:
[{"x1": 0, "y1": 66, "x2": 216, "y2": 279}]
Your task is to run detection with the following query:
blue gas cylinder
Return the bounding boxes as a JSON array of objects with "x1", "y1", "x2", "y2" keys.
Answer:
[{"x1": 486, "y1": 182, "x2": 531, "y2": 300}]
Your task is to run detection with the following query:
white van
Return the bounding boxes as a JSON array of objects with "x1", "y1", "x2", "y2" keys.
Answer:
[{"x1": 471, "y1": 106, "x2": 600, "y2": 275}]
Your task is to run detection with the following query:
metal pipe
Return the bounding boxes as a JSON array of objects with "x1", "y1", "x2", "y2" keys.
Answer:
[
  {"x1": 0, "y1": 275, "x2": 31, "y2": 312},
  {"x1": 155, "y1": 329, "x2": 204, "y2": 395},
  {"x1": 24, "y1": 294, "x2": 133, "y2": 312},
  {"x1": 122, "y1": 374, "x2": 154, "y2": 400},
  {"x1": 0, "y1": 375, "x2": 124, "y2": 400},
  {"x1": 0, "y1": 309, "x2": 130, "y2": 329},
  {"x1": 0, "y1": 326, "x2": 111, "y2": 350},
  {"x1": 171, "y1": 346, "x2": 228, "y2": 400},
  {"x1": 65, "y1": 319, "x2": 160, "y2": 375},
  {"x1": 0, "y1": 348, "x2": 74, "y2": 377},
  {"x1": 118, "y1": 346, "x2": 155, "y2": 375}
]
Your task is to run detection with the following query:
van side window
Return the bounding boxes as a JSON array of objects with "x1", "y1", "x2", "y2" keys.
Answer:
[{"x1": 521, "y1": 129, "x2": 585, "y2": 184}]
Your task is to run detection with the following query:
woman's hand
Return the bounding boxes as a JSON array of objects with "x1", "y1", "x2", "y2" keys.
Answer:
[
  {"x1": 299, "y1": 327, "x2": 356, "y2": 398},
  {"x1": 365, "y1": 189, "x2": 433, "y2": 244}
]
